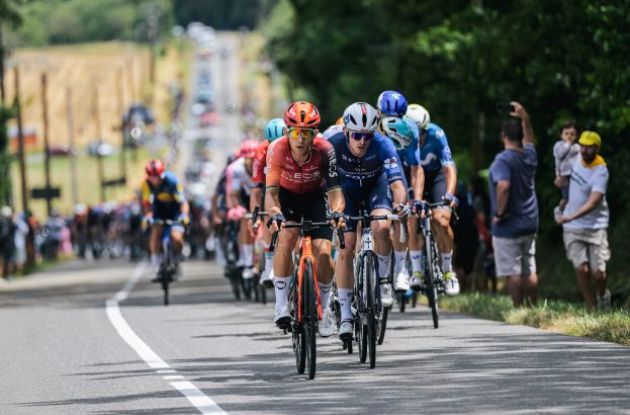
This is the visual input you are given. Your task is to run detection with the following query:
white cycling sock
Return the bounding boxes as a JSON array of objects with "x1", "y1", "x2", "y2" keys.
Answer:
[
  {"x1": 410, "y1": 250, "x2": 423, "y2": 275},
  {"x1": 151, "y1": 254, "x2": 162, "y2": 267},
  {"x1": 242, "y1": 244, "x2": 254, "y2": 267},
  {"x1": 263, "y1": 247, "x2": 274, "y2": 273},
  {"x1": 319, "y1": 281, "x2": 333, "y2": 310},
  {"x1": 441, "y1": 250, "x2": 453, "y2": 273},
  {"x1": 394, "y1": 250, "x2": 407, "y2": 275},
  {"x1": 338, "y1": 287, "x2": 353, "y2": 322},
  {"x1": 376, "y1": 253, "x2": 391, "y2": 282},
  {"x1": 274, "y1": 276, "x2": 291, "y2": 314}
]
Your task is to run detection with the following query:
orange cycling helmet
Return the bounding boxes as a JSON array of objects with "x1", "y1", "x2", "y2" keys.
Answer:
[
  {"x1": 145, "y1": 159, "x2": 165, "y2": 177},
  {"x1": 239, "y1": 140, "x2": 258, "y2": 159},
  {"x1": 284, "y1": 101, "x2": 321, "y2": 129}
]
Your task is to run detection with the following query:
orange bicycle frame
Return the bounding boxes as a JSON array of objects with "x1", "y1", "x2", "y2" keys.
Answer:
[{"x1": 296, "y1": 235, "x2": 323, "y2": 322}]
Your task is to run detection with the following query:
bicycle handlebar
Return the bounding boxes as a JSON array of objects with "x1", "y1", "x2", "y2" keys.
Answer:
[{"x1": 268, "y1": 219, "x2": 345, "y2": 252}]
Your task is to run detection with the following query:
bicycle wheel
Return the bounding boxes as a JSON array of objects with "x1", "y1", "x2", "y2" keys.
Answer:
[
  {"x1": 377, "y1": 306, "x2": 389, "y2": 345},
  {"x1": 303, "y1": 259, "x2": 317, "y2": 379},
  {"x1": 363, "y1": 253, "x2": 377, "y2": 369},
  {"x1": 355, "y1": 260, "x2": 367, "y2": 364},
  {"x1": 292, "y1": 271, "x2": 306, "y2": 375},
  {"x1": 424, "y1": 234, "x2": 439, "y2": 329}
]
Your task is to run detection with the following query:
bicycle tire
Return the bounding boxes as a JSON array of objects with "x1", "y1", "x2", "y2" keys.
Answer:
[
  {"x1": 162, "y1": 275, "x2": 169, "y2": 306},
  {"x1": 364, "y1": 253, "x2": 377, "y2": 369},
  {"x1": 355, "y1": 259, "x2": 367, "y2": 364},
  {"x1": 377, "y1": 306, "x2": 389, "y2": 345},
  {"x1": 425, "y1": 233, "x2": 439, "y2": 329},
  {"x1": 303, "y1": 259, "x2": 317, "y2": 379},
  {"x1": 292, "y1": 270, "x2": 306, "y2": 375}
]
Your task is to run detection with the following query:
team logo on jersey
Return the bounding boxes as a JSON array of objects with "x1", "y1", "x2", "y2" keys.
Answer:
[
  {"x1": 420, "y1": 153, "x2": 437, "y2": 166},
  {"x1": 436, "y1": 129, "x2": 445, "y2": 138},
  {"x1": 384, "y1": 157, "x2": 399, "y2": 170}
]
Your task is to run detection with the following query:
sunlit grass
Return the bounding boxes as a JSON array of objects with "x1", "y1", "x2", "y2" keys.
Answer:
[{"x1": 442, "y1": 293, "x2": 630, "y2": 346}]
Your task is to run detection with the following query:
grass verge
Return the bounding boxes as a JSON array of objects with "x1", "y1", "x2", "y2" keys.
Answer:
[{"x1": 441, "y1": 293, "x2": 630, "y2": 346}]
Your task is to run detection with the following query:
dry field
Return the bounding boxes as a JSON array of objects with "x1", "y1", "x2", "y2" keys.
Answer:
[{"x1": 4, "y1": 41, "x2": 187, "y2": 149}]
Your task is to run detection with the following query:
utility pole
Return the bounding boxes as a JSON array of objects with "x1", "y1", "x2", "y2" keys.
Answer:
[
  {"x1": 13, "y1": 66, "x2": 28, "y2": 213},
  {"x1": 93, "y1": 84, "x2": 105, "y2": 203},
  {"x1": 41, "y1": 73, "x2": 53, "y2": 216},
  {"x1": 117, "y1": 67, "x2": 127, "y2": 180},
  {"x1": 66, "y1": 87, "x2": 78, "y2": 205}
]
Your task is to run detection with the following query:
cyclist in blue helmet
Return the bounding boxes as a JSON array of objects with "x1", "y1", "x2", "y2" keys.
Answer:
[
  {"x1": 377, "y1": 90, "x2": 408, "y2": 117},
  {"x1": 263, "y1": 118, "x2": 286, "y2": 142}
]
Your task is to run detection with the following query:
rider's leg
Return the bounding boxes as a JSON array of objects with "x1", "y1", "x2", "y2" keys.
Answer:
[
  {"x1": 408, "y1": 214, "x2": 424, "y2": 286},
  {"x1": 335, "y1": 231, "x2": 357, "y2": 322},
  {"x1": 371, "y1": 208, "x2": 393, "y2": 282},
  {"x1": 273, "y1": 227, "x2": 299, "y2": 320},
  {"x1": 239, "y1": 217, "x2": 255, "y2": 271},
  {"x1": 150, "y1": 224, "x2": 163, "y2": 267},
  {"x1": 170, "y1": 228, "x2": 184, "y2": 254},
  {"x1": 433, "y1": 208, "x2": 454, "y2": 271},
  {"x1": 392, "y1": 220, "x2": 409, "y2": 291}
]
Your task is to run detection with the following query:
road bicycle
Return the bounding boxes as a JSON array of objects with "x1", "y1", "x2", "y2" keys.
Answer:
[
  {"x1": 344, "y1": 210, "x2": 400, "y2": 369},
  {"x1": 270, "y1": 217, "x2": 344, "y2": 380},
  {"x1": 154, "y1": 219, "x2": 184, "y2": 306},
  {"x1": 415, "y1": 201, "x2": 452, "y2": 329}
]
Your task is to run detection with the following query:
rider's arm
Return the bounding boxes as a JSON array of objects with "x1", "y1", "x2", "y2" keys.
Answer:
[
  {"x1": 379, "y1": 135, "x2": 407, "y2": 205},
  {"x1": 410, "y1": 165, "x2": 424, "y2": 201},
  {"x1": 140, "y1": 180, "x2": 153, "y2": 216},
  {"x1": 436, "y1": 128, "x2": 458, "y2": 195},
  {"x1": 250, "y1": 187, "x2": 262, "y2": 213},
  {"x1": 225, "y1": 165, "x2": 241, "y2": 209},
  {"x1": 390, "y1": 180, "x2": 407, "y2": 205},
  {"x1": 265, "y1": 144, "x2": 283, "y2": 216},
  {"x1": 320, "y1": 140, "x2": 345, "y2": 213}
]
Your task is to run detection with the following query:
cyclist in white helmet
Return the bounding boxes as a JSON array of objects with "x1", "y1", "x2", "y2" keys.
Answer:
[
  {"x1": 406, "y1": 104, "x2": 460, "y2": 295},
  {"x1": 326, "y1": 102, "x2": 409, "y2": 340}
]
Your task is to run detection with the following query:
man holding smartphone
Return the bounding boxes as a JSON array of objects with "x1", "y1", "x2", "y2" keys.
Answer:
[{"x1": 488, "y1": 102, "x2": 539, "y2": 307}]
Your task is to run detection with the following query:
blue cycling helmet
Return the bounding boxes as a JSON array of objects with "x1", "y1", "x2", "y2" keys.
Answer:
[
  {"x1": 380, "y1": 116, "x2": 418, "y2": 150},
  {"x1": 263, "y1": 118, "x2": 286, "y2": 142},
  {"x1": 377, "y1": 90, "x2": 408, "y2": 117}
]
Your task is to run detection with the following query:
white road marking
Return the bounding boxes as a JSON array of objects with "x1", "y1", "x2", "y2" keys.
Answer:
[{"x1": 106, "y1": 262, "x2": 228, "y2": 415}]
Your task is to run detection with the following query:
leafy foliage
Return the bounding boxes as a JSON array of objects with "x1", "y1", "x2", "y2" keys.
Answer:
[{"x1": 264, "y1": 0, "x2": 630, "y2": 301}]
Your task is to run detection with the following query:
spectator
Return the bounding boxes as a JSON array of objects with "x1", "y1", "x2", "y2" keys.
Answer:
[
  {"x1": 13, "y1": 212, "x2": 29, "y2": 274},
  {"x1": 453, "y1": 181, "x2": 479, "y2": 292},
  {"x1": 0, "y1": 206, "x2": 16, "y2": 279},
  {"x1": 555, "y1": 131, "x2": 611, "y2": 311},
  {"x1": 553, "y1": 121, "x2": 580, "y2": 215},
  {"x1": 488, "y1": 102, "x2": 538, "y2": 307}
]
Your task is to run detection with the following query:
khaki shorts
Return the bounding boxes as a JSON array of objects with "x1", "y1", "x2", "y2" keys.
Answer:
[
  {"x1": 563, "y1": 228, "x2": 610, "y2": 272},
  {"x1": 492, "y1": 234, "x2": 537, "y2": 278}
]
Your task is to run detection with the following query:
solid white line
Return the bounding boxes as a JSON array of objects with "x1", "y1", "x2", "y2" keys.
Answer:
[{"x1": 106, "y1": 262, "x2": 228, "y2": 415}]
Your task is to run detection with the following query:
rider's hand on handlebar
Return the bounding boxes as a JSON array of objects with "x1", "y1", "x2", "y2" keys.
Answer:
[
  {"x1": 393, "y1": 203, "x2": 411, "y2": 220},
  {"x1": 178, "y1": 213, "x2": 190, "y2": 227},
  {"x1": 412, "y1": 199, "x2": 427, "y2": 218},
  {"x1": 267, "y1": 213, "x2": 285, "y2": 233},
  {"x1": 330, "y1": 211, "x2": 346, "y2": 229},
  {"x1": 142, "y1": 215, "x2": 154, "y2": 229},
  {"x1": 443, "y1": 192, "x2": 459, "y2": 209}
]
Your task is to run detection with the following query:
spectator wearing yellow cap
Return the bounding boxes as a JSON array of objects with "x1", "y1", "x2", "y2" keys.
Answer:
[{"x1": 555, "y1": 130, "x2": 611, "y2": 311}]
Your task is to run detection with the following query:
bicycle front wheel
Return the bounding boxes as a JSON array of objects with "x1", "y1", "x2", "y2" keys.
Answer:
[
  {"x1": 425, "y1": 234, "x2": 439, "y2": 329},
  {"x1": 364, "y1": 253, "x2": 377, "y2": 369},
  {"x1": 303, "y1": 258, "x2": 317, "y2": 379}
]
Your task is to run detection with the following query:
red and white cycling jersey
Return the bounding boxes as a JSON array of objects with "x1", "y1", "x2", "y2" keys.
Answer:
[
  {"x1": 252, "y1": 140, "x2": 270, "y2": 185},
  {"x1": 225, "y1": 157, "x2": 256, "y2": 197},
  {"x1": 265, "y1": 136, "x2": 340, "y2": 194}
]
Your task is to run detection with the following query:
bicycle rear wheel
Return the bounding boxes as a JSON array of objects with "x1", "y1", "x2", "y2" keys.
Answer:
[
  {"x1": 303, "y1": 259, "x2": 317, "y2": 379},
  {"x1": 425, "y1": 234, "x2": 439, "y2": 329}
]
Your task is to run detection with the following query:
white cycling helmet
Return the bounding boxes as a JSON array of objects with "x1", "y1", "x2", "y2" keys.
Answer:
[
  {"x1": 380, "y1": 116, "x2": 415, "y2": 150},
  {"x1": 406, "y1": 104, "x2": 431, "y2": 130},
  {"x1": 342, "y1": 102, "x2": 379, "y2": 133}
]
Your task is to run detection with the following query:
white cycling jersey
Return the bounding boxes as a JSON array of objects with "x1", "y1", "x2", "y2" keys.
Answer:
[{"x1": 225, "y1": 157, "x2": 255, "y2": 197}]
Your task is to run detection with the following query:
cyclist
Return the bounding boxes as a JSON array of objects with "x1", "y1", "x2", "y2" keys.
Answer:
[
  {"x1": 225, "y1": 140, "x2": 259, "y2": 279},
  {"x1": 210, "y1": 154, "x2": 238, "y2": 265},
  {"x1": 328, "y1": 102, "x2": 409, "y2": 341},
  {"x1": 251, "y1": 118, "x2": 286, "y2": 287},
  {"x1": 265, "y1": 101, "x2": 345, "y2": 333},
  {"x1": 141, "y1": 159, "x2": 189, "y2": 281},
  {"x1": 377, "y1": 90, "x2": 408, "y2": 118},
  {"x1": 406, "y1": 104, "x2": 460, "y2": 295},
  {"x1": 379, "y1": 115, "x2": 426, "y2": 292}
]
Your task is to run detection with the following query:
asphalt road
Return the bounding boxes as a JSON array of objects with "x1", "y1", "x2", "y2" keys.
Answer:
[
  {"x1": 1, "y1": 32, "x2": 629, "y2": 415},
  {"x1": 1, "y1": 259, "x2": 630, "y2": 415}
]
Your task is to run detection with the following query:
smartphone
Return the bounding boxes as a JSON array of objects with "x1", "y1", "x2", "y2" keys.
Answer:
[{"x1": 496, "y1": 102, "x2": 515, "y2": 114}]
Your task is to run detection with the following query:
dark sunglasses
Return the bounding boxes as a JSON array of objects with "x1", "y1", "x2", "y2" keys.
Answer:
[{"x1": 348, "y1": 131, "x2": 374, "y2": 141}]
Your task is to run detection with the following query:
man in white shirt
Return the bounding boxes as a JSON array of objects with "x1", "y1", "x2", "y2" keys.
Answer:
[{"x1": 555, "y1": 131, "x2": 610, "y2": 310}]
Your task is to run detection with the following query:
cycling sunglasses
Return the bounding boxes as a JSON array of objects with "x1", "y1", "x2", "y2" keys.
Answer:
[
  {"x1": 288, "y1": 128, "x2": 317, "y2": 140},
  {"x1": 348, "y1": 131, "x2": 374, "y2": 141}
]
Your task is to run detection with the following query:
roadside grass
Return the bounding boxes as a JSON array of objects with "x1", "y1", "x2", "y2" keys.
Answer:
[{"x1": 441, "y1": 293, "x2": 630, "y2": 346}]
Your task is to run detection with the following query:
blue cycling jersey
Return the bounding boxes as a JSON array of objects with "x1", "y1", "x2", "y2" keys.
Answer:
[
  {"x1": 328, "y1": 131, "x2": 404, "y2": 191},
  {"x1": 141, "y1": 172, "x2": 185, "y2": 219},
  {"x1": 418, "y1": 122, "x2": 454, "y2": 173}
]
